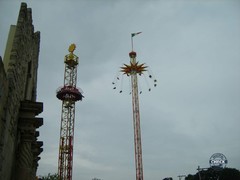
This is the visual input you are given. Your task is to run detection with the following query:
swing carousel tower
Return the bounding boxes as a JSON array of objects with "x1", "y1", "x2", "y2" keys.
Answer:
[
  {"x1": 114, "y1": 32, "x2": 157, "y2": 180},
  {"x1": 56, "y1": 44, "x2": 83, "y2": 180},
  {"x1": 122, "y1": 50, "x2": 146, "y2": 180}
]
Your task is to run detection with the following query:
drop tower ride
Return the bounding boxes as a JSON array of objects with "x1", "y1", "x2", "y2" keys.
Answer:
[{"x1": 56, "y1": 44, "x2": 83, "y2": 180}]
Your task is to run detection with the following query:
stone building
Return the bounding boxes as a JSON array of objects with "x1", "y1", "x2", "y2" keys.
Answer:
[{"x1": 0, "y1": 3, "x2": 43, "y2": 180}]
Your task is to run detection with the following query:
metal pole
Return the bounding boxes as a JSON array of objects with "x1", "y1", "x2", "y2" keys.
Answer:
[
  {"x1": 131, "y1": 73, "x2": 143, "y2": 180},
  {"x1": 197, "y1": 166, "x2": 201, "y2": 180}
]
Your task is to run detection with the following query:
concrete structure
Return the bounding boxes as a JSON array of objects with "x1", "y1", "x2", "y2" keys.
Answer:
[{"x1": 0, "y1": 3, "x2": 43, "y2": 180}]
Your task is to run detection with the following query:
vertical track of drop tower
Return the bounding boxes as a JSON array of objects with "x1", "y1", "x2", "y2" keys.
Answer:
[{"x1": 56, "y1": 44, "x2": 84, "y2": 180}]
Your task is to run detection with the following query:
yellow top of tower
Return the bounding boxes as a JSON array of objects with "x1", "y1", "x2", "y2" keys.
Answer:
[
  {"x1": 65, "y1": 44, "x2": 78, "y2": 66},
  {"x1": 68, "y1": 44, "x2": 76, "y2": 53}
]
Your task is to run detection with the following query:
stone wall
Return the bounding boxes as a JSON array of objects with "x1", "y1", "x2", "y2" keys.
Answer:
[
  {"x1": 0, "y1": 3, "x2": 43, "y2": 180},
  {"x1": 0, "y1": 56, "x2": 8, "y2": 173}
]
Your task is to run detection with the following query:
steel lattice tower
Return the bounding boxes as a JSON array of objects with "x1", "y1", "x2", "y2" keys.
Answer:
[
  {"x1": 56, "y1": 44, "x2": 83, "y2": 180},
  {"x1": 121, "y1": 50, "x2": 146, "y2": 180},
  {"x1": 119, "y1": 32, "x2": 154, "y2": 180}
]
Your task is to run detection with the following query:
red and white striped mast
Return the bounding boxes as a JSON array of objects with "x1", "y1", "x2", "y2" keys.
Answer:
[{"x1": 120, "y1": 32, "x2": 147, "y2": 180}]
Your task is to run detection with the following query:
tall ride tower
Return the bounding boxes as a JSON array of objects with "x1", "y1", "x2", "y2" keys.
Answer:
[
  {"x1": 116, "y1": 32, "x2": 156, "y2": 180},
  {"x1": 56, "y1": 44, "x2": 83, "y2": 180},
  {"x1": 122, "y1": 50, "x2": 145, "y2": 180}
]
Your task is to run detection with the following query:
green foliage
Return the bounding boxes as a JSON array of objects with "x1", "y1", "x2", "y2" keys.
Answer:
[
  {"x1": 219, "y1": 168, "x2": 240, "y2": 180},
  {"x1": 38, "y1": 173, "x2": 59, "y2": 180},
  {"x1": 185, "y1": 167, "x2": 240, "y2": 180},
  {"x1": 39, "y1": 175, "x2": 103, "y2": 180}
]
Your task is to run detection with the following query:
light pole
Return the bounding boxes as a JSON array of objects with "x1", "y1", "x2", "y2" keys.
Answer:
[{"x1": 177, "y1": 175, "x2": 186, "y2": 180}]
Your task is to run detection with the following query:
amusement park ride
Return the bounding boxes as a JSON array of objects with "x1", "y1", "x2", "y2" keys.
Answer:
[
  {"x1": 55, "y1": 34, "x2": 155, "y2": 180},
  {"x1": 56, "y1": 44, "x2": 83, "y2": 180},
  {"x1": 113, "y1": 32, "x2": 157, "y2": 180}
]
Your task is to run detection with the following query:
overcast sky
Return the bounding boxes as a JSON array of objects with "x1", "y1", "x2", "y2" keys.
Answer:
[{"x1": 1, "y1": 0, "x2": 240, "y2": 180}]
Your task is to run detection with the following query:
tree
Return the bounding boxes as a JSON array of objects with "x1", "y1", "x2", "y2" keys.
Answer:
[
  {"x1": 38, "y1": 173, "x2": 59, "y2": 180},
  {"x1": 219, "y1": 168, "x2": 240, "y2": 180},
  {"x1": 185, "y1": 167, "x2": 240, "y2": 180}
]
